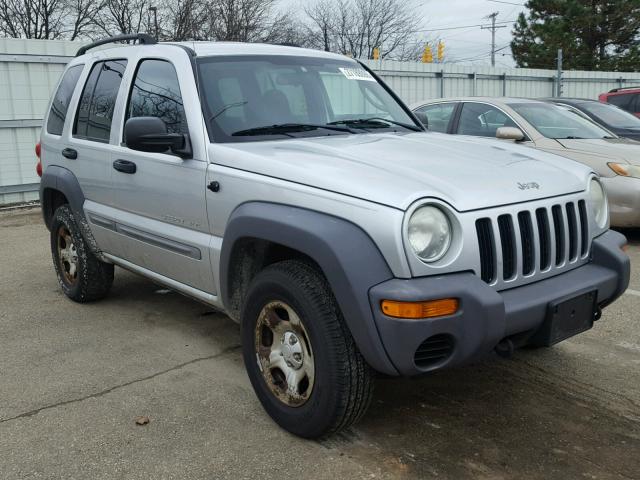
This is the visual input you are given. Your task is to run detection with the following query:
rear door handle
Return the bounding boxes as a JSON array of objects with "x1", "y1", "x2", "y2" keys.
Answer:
[
  {"x1": 62, "y1": 148, "x2": 77, "y2": 160},
  {"x1": 113, "y1": 159, "x2": 137, "y2": 174}
]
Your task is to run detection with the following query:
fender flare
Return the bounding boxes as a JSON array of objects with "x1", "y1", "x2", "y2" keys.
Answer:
[
  {"x1": 39, "y1": 165, "x2": 105, "y2": 259},
  {"x1": 40, "y1": 165, "x2": 86, "y2": 229},
  {"x1": 220, "y1": 202, "x2": 399, "y2": 375}
]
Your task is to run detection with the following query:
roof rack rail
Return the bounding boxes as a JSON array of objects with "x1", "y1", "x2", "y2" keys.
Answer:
[
  {"x1": 608, "y1": 86, "x2": 640, "y2": 93},
  {"x1": 76, "y1": 33, "x2": 157, "y2": 57}
]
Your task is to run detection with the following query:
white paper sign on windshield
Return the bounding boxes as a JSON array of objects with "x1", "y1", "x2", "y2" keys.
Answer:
[{"x1": 339, "y1": 67, "x2": 376, "y2": 82}]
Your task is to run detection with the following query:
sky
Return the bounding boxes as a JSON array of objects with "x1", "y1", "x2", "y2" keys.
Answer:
[
  {"x1": 422, "y1": 0, "x2": 527, "y2": 66},
  {"x1": 282, "y1": 0, "x2": 528, "y2": 67}
]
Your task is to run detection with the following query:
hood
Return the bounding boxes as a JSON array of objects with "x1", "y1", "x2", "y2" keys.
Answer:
[
  {"x1": 555, "y1": 137, "x2": 640, "y2": 165},
  {"x1": 212, "y1": 133, "x2": 591, "y2": 211}
]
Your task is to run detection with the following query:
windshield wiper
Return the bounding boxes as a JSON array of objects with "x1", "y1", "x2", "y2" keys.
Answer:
[
  {"x1": 558, "y1": 136, "x2": 586, "y2": 139},
  {"x1": 231, "y1": 123, "x2": 355, "y2": 136},
  {"x1": 328, "y1": 117, "x2": 422, "y2": 132}
]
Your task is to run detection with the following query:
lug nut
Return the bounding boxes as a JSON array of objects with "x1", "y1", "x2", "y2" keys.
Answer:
[
  {"x1": 289, "y1": 336, "x2": 298, "y2": 345},
  {"x1": 293, "y1": 353, "x2": 302, "y2": 361}
]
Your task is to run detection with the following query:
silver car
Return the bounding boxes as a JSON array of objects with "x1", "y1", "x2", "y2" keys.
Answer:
[
  {"x1": 412, "y1": 97, "x2": 640, "y2": 227},
  {"x1": 38, "y1": 36, "x2": 629, "y2": 438}
]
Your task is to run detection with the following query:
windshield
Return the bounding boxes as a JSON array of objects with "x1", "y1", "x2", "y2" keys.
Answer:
[
  {"x1": 509, "y1": 102, "x2": 612, "y2": 139},
  {"x1": 579, "y1": 101, "x2": 640, "y2": 129},
  {"x1": 196, "y1": 55, "x2": 418, "y2": 142}
]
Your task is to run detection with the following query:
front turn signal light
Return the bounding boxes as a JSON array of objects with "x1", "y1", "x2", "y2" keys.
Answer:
[{"x1": 381, "y1": 298, "x2": 459, "y2": 319}]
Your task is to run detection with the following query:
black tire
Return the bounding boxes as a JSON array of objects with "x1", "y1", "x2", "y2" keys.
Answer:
[
  {"x1": 50, "y1": 204, "x2": 114, "y2": 302},
  {"x1": 241, "y1": 260, "x2": 374, "y2": 438}
]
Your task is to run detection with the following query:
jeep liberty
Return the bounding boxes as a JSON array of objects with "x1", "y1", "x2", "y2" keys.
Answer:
[{"x1": 38, "y1": 34, "x2": 630, "y2": 438}]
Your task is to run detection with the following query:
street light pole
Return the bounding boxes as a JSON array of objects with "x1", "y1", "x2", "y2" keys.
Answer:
[{"x1": 149, "y1": 6, "x2": 158, "y2": 40}]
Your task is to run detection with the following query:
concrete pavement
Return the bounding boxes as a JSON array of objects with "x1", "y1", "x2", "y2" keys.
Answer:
[{"x1": 1, "y1": 208, "x2": 638, "y2": 479}]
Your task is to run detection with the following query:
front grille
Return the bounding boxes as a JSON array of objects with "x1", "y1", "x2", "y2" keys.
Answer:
[
  {"x1": 414, "y1": 334, "x2": 455, "y2": 368},
  {"x1": 476, "y1": 199, "x2": 590, "y2": 287}
]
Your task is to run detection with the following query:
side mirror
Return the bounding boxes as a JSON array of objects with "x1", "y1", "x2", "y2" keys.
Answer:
[
  {"x1": 124, "y1": 117, "x2": 192, "y2": 158},
  {"x1": 496, "y1": 126, "x2": 525, "y2": 141},
  {"x1": 414, "y1": 111, "x2": 429, "y2": 129}
]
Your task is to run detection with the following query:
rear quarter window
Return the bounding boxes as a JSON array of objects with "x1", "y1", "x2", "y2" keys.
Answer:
[{"x1": 46, "y1": 65, "x2": 83, "y2": 135}]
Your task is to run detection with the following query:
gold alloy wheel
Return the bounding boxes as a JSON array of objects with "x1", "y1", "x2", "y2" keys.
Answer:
[
  {"x1": 56, "y1": 225, "x2": 78, "y2": 286},
  {"x1": 254, "y1": 301, "x2": 315, "y2": 407}
]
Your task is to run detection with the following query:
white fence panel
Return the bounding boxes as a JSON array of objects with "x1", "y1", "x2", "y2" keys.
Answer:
[{"x1": 0, "y1": 39, "x2": 80, "y2": 204}]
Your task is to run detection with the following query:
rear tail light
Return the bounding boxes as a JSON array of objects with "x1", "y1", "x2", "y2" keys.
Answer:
[{"x1": 35, "y1": 142, "x2": 42, "y2": 177}]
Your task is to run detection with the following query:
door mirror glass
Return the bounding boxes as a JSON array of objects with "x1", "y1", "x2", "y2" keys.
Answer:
[
  {"x1": 414, "y1": 111, "x2": 429, "y2": 128},
  {"x1": 413, "y1": 103, "x2": 456, "y2": 133},
  {"x1": 496, "y1": 126, "x2": 525, "y2": 141},
  {"x1": 124, "y1": 117, "x2": 192, "y2": 157}
]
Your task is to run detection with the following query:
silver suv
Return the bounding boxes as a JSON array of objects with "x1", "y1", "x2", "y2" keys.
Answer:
[{"x1": 38, "y1": 34, "x2": 630, "y2": 438}]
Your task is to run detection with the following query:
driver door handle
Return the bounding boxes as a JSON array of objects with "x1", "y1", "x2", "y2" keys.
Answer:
[{"x1": 113, "y1": 159, "x2": 137, "y2": 174}]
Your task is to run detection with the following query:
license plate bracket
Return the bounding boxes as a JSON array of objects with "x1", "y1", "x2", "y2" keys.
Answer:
[{"x1": 529, "y1": 290, "x2": 598, "y2": 347}]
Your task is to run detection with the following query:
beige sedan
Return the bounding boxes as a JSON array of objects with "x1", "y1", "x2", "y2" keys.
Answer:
[{"x1": 412, "y1": 97, "x2": 640, "y2": 227}]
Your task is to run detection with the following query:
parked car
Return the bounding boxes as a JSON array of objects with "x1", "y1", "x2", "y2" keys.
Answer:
[
  {"x1": 412, "y1": 97, "x2": 640, "y2": 227},
  {"x1": 599, "y1": 87, "x2": 640, "y2": 117},
  {"x1": 38, "y1": 36, "x2": 629, "y2": 438},
  {"x1": 543, "y1": 97, "x2": 640, "y2": 142}
]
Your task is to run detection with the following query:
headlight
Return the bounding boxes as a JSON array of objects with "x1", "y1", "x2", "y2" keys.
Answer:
[
  {"x1": 408, "y1": 205, "x2": 452, "y2": 262},
  {"x1": 588, "y1": 178, "x2": 608, "y2": 229},
  {"x1": 608, "y1": 162, "x2": 640, "y2": 179}
]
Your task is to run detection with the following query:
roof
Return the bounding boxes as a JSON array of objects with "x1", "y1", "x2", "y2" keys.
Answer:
[
  {"x1": 411, "y1": 97, "x2": 547, "y2": 109},
  {"x1": 77, "y1": 39, "x2": 352, "y2": 62},
  {"x1": 540, "y1": 97, "x2": 599, "y2": 105},
  {"x1": 184, "y1": 41, "x2": 351, "y2": 61}
]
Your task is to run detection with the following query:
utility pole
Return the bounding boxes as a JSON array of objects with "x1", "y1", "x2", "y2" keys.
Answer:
[
  {"x1": 481, "y1": 12, "x2": 506, "y2": 67},
  {"x1": 556, "y1": 48, "x2": 563, "y2": 97}
]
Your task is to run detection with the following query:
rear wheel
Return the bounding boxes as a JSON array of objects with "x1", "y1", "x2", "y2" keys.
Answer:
[
  {"x1": 241, "y1": 260, "x2": 374, "y2": 438},
  {"x1": 50, "y1": 204, "x2": 114, "y2": 302}
]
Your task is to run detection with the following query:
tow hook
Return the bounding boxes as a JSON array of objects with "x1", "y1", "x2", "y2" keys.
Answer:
[{"x1": 495, "y1": 338, "x2": 515, "y2": 359}]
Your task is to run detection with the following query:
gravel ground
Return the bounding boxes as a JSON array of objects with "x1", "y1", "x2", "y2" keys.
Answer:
[{"x1": 1, "y1": 208, "x2": 638, "y2": 480}]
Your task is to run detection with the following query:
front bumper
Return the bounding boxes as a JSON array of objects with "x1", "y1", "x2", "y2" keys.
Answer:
[
  {"x1": 369, "y1": 230, "x2": 630, "y2": 376},
  {"x1": 601, "y1": 176, "x2": 640, "y2": 227}
]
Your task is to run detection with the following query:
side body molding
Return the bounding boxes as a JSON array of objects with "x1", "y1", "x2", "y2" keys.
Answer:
[
  {"x1": 220, "y1": 202, "x2": 399, "y2": 375},
  {"x1": 39, "y1": 165, "x2": 106, "y2": 259}
]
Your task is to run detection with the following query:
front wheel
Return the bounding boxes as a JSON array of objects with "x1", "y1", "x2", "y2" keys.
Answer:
[{"x1": 241, "y1": 260, "x2": 374, "y2": 438}]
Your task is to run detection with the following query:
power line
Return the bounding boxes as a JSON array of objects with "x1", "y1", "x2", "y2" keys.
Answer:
[
  {"x1": 487, "y1": 0, "x2": 525, "y2": 5},
  {"x1": 416, "y1": 20, "x2": 516, "y2": 33}
]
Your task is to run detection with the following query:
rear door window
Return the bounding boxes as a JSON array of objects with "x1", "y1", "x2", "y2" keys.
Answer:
[
  {"x1": 73, "y1": 60, "x2": 127, "y2": 142},
  {"x1": 414, "y1": 103, "x2": 456, "y2": 133},
  {"x1": 125, "y1": 59, "x2": 188, "y2": 135},
  {"x1": 47, "y1": 65, "x2": 83, "y2": 135},
  {"x1": 457, "y1": 103, "x2": 515, "y2": 137},
  {"x1": 607, "y1": 93, "x2": 637, "y2": 112}
]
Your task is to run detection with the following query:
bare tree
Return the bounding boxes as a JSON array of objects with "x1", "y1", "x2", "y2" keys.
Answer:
[
  {"x1": 303, "y1": 0, "x2": 427, "y2": 60},
  {"x1": 66, "y1": 0, "x2": 105, "y2": 39},
  {"x1": 160, "y1": 0, "x2": 203, "y2": 40},
  {"x1": 93, "y1": 0, "x2": 148, "y2": 36},
  {"x1": 201, "y1": 0, "x2": 287, "y2": 42},
  {"x1": 0, "y1": 0, "x2": 67, "y2": 38}
]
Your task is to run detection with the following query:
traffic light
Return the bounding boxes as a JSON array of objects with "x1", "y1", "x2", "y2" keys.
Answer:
[
  {"x1": 422, "y1": 45, "x2": 433, "y2": 63},
  {"x1": 372, "y1": 47, "x2": 380, "y2": 60},
  {"x1": 437, "y1": 41, "x2": 445, "y2": 62}
]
